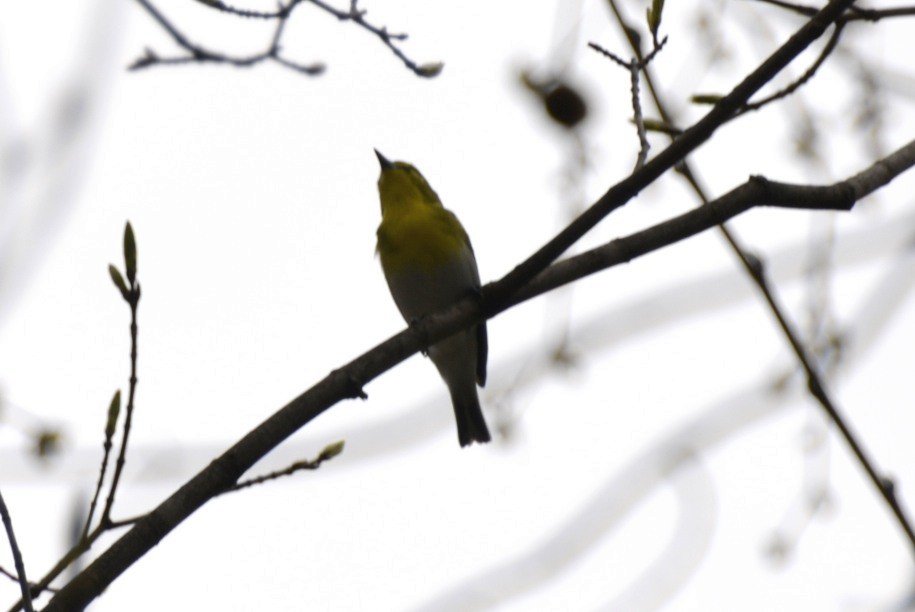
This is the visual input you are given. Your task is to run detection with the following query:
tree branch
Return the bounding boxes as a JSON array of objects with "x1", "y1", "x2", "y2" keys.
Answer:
[
  {"x1": 604, "y1": 0, "x2": 915, "y2": 559},
  {"x1": 484, "y1": 0, "x2": 856, "y2": 310},
  {"x1": 512, "y1": 140, "x2": 915, "y2": 303},
  {"x1": 38, "y1": 0, "x2": 870, "y2": 607},
  {"x1": 39, "y1": 139, "x2": 913, "y2": 612},
  {"x1": 752, "y1": 0, "x2": 915, "y2": 21},
  {"x1": 131, "y1": 0, "x2": 442, "y2": 77},
  {"x1": 517, "y1": 144, "x2": 915, "y2": 554},
  {"x1": 0, "y1": 490, "x2": 32, "y2": 612}
]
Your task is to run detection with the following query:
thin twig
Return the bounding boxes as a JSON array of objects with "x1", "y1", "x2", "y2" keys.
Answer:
[
  {"x1": 8, "y1": 540, "x2": 95, "y2": 609},
  {"x1": 604, "y1": 0, "x2": 915, "y2": 555},
  {"x1": 100, "y1": 284, "x2": 139, "y2": 525},
  {"x1": 739, "y1": 22, "x2": 846, "y2": 114},
  {"x1": 484, "y1": 0, "x2": 857, "y2": 310},
  {"x1": 204, "y1": 0, "x2": 293, "y2": 19},
  {"x1": 629, "y1": 58, "x2": 650, "y2": 170},
  {"x1": 587, "y1": 39, "x2": 667, "y2": 169},
  {"x1": 6, "y1": 236, "x2": 144, "y2": 611},
  {"x1": 221, "y1": 440, "x2": 345, "y2": 494},
  {"x1": 0, "y1": 490, "x2": 33, "y2": 612},
  {"x1": 132, "y1": 0, "x2": 438, "y2": 77},
  {"x1": 106, "y1": 515, "x2": 148, "y2": 530},
  {"x1": 130, "y1": 0, "x2": 324, "y2": 74},
  {"x1": 515, "y1": 142, "x2": 915, "y2": 301},
  {"x1": 82, "y1": 392, "x2": 121, "y2": 541}
]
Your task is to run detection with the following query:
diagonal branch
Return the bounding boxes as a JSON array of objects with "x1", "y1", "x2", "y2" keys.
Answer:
[
  {"x1": 513, "y1": 141, "x2": 915, "y2": 305},
  {"x1": 752, "y1": 0, "x2": 915, "y2": 21},
  {"x1": 514, "y1": 143, "x2": 915, "y2": 554},
  {"x1": 485, "y1": 0, "x2": 856, "y2": 310},
  {"x1": 37, "y1": 1, "x2": 866, "y2": 608},
  {"x1": 604, "y1": 0, "x2": 915, "y2": 555},
  {"x1": 38, "y1": 137, "x2": 914, "y2": 612},
  {"x1": 0, "y1": 490, "x2": 32, "y2": 612}
]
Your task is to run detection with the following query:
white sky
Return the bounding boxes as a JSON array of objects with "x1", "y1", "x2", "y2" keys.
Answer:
[{"x1": 2, "y1": 0, "x2": 915, "y2": 610}]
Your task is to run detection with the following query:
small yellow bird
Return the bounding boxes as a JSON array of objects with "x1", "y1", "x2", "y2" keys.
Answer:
[{"x1": 374, "y1": 150, "x2": 491, "y2": 447}]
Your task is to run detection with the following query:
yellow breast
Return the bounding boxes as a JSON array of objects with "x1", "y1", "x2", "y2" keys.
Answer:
[{"x1": 377, "y1": 204, "x2": 469, "y2": 274}]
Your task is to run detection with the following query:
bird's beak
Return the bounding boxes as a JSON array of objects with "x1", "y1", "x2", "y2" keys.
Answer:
[{"x1": 374, "y1": 149, "x2": 393, "y2": 170}]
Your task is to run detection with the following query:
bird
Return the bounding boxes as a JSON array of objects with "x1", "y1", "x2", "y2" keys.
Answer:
[{"x1": 374, "y1": 149, "x2": 491, "y2": 447}]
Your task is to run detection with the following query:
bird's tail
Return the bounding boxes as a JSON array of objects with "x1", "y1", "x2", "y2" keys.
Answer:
[{"x1": 449, "y1": 386, "x2": 491, "y2": 447}]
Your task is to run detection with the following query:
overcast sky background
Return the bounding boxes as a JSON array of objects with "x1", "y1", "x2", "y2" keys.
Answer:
[{"x1": 2, "y1": 0, "x2": 915, "y2": 609}]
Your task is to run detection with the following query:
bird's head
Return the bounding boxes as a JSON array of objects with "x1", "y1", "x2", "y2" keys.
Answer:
[{"x1": 374, "y1": 149, "x2": 441, "y2": 214}]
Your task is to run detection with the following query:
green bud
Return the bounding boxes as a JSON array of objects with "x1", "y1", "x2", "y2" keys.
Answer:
[
  {"x1": 647, "y1": 0, "x2": 665, "y2": 37},
  {"x1": 106, "y1": 390, "x2": 122, "y2": 439},
  {"x1": 318, "y1": 440, "x2": 345, "y2": 461},
  {"x1": 690, "y1": 94, "x2": 724, "y2": 105},
  {"x1": 641, "y1": 118, "x2": 681, "y2": 135},
  {"x1": 416, "y1": 62, "x2": 444, "y2": 78},
  {"x1": 109, "y1": 265, "x2": 129, "y2": 300},
  {"x1": 124, "y1": 222, "x2": 137, "y2": 284},
  {"x1": 35, "y1": 429, "x2": 62, "y2": 459}
]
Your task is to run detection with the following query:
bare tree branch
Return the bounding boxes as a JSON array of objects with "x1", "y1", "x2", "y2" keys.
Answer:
[
  {"x1": 130, "y1": 0, "x2": 442, "y2": 77},
  {"x1": 38, "y1": 133, "x2": 914, "y2": 612},
  {"x1": 0, "y1": 490, "x2": 32, "y2": 612},
  {"x1": 604, "y1": 0, "x2": 915, "y2": 561},
  {"x1": 38, "y1": 0, "x2": 907, "y2": 607},
  {"x1": 752, "y1": 0, "x2": 915, "y2": 21},
  {"x1": 512, "y1": 141, "x2": 915, "y2": 302},
  {"x1": 485, "y1": 0, "x2": 857, "y2": 310}
]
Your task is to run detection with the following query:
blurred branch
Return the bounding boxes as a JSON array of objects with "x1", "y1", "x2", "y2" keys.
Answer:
[
  {"x1": 690, "y1": 0, "x2": 915, "y2": 116},
  {"x1": 605, "y1": 0, "x2": 915, "y2": 559},
  {"x1": 521, "y1": 147, "x2": 915, "y2": 554},
  {"x1": 131, "y1": 0, "x2": 443, "y2": 77},
  {"x1": 485, "y1": 0, "x2": 856, "y2": 309},
  {"x1": 0, "y1": 0, "x2": 122, "y2": 325},
  {"x1": 415, "y1": 376, "x2": 794, "y2": 611}
]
